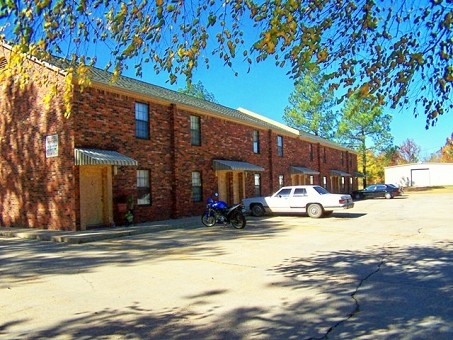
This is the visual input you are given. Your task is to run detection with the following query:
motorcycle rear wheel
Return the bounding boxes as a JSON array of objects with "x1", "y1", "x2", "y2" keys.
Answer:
[
  {"x1": 230, "y1": 211, "x2": 246, "y2": 229},
  {"x1": 201, "y1": 214, "x2": 216, "y2": 227}
]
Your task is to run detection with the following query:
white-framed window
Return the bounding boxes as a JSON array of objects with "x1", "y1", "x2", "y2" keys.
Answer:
[
  {"x1": 277, "y1": 135, "x2": 283, "y2": 157},
  {"x1": 190, "y1": 115, "x2": 201, "y2": 146},
  {"x1": 278, "y1": 175, "x2": 284, "y2": 188},
  {"x1": 192, "y1": 171, "x2": 202, "y2": 202},
  {"x1": 135, "y1": 102, "x2": 149, "y2": 139},
  {"x1": 253, "y1": 130, "x2": 260, "y2": 153},
  {"x1": 254, "y1": 174, "x2": 261, "y2": 197},
  {"x1": 137, "y1": 170, "x2": 151, "y2": 205}
]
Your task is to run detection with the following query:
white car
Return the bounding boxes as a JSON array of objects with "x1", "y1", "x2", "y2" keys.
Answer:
[{"x1": 242, "y1": 185, "x2": 354, "y2": 218}]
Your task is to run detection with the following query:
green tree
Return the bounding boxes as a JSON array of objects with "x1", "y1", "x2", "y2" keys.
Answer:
[
  {"x1": 1, "y1": 0, "x2": 452, "y2": 127},
  {"x1": 337, "y1": 91, "x2": 393, "y2": 187},
  {"x1": 178, "y1": 81, "x2": 217, "y2": 103},
  {"x1": 360, "y1": 150, "x2": 384, "y2": 185},
  {"x1": 283, "y1": 68, "x2": 337, "y2": 139}
]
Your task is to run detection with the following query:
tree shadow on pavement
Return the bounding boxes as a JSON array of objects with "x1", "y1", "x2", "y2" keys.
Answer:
[
  {"x1": 268, "y1": 240, "x2": 453, "y2": 339},
  {"x1": 1, "y1": 235, "x2": 452, "y2": 339},
  {"x1": 0, "y1": 219, "x2": 287, "y2": 285}
]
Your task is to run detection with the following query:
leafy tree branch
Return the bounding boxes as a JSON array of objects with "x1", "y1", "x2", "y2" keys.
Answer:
[{"x1": 1, "y1": 0, "x2": 452, "y2": 127}]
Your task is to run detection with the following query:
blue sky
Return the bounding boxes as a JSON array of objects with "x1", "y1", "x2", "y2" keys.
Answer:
[{"x1": 133, "y1": 56, "x2": 453, "y2": 160}]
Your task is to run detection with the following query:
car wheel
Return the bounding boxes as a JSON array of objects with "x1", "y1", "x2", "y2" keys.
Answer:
[
  {"x1": 307, "y1": 203, "x2": 323, "y2": 218},
  {"x1": 251, "y1": 204, "x2": 265, "y2": 217},
  {"x1": 384, "y1": 192, "x2": 392, "y2": 199}
]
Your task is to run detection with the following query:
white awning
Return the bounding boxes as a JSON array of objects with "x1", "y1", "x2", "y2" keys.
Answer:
[
  {"x1": 290, "y1": 166, "x2": 320, "y2": 175},
  {"x1": 330, "y1": 169, "x2": 352, "y2": 177},
  {"x1": 213, "y1": 160, "x2": 264, "y2": 172},
  {"x1": 74, "y1": 148, "x2": 138, "y2": 166}
]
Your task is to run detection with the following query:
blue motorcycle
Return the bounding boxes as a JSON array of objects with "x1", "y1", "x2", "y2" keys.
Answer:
[{"x1": 201, "y1": 193, "x2": 246, "y2": 229}]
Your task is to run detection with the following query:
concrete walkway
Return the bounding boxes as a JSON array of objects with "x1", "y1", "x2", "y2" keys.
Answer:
[{"x1": 0, "y1": 216, "x2": 202, "y2": 244}]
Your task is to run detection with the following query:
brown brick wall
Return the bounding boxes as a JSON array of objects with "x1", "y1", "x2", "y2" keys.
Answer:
[
  {"x1": 1, "y1": 52, "x2": 358, "y2": 230},
  {"x1": 0, "y1": 61, "x2": 77, "y2": 230}
]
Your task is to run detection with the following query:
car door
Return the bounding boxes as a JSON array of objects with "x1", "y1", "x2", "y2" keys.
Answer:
[
  {"x1": 375, "y1": 184, "x2": 386, "y2": 198},
  {"x1": 266, "y1": 188, "x2": 292, "y2": 213},
  {"x1": 289, "y1": 187, "x2": 309, "y2": 213},
  {"x1": 365, "y1": 185, "x2": 375, "y2": 198}
]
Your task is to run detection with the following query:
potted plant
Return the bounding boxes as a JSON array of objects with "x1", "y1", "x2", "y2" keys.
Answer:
[
  {"x1": 115, "y1": 195, "x2": 128, "y2": 213},
  {"x1": 127, "y1": 195, "x2": 135, "y2": 210}
]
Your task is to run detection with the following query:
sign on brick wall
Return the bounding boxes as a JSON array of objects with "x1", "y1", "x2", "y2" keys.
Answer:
[{"x1": 45, "y1": 134, "x2": 58, "y2": 158}]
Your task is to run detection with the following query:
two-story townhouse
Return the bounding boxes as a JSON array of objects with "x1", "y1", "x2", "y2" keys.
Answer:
[{"x1": 0, "y1": 43, "x2": 359, "y2": 231}]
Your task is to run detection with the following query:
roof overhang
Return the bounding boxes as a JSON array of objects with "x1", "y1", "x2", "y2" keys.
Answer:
[
  {"x1": 290, "y1": 166, "x2": 320, "y2": 175},
  {"x1": 74, "y1": 148, "x2": 138, "y2": 166},
  {"x1": 213, "y1": 159, "x2": 264, "y2": 172},
  {"x1": 330, "y1": 169, "x2": 352, "y2": 177}
]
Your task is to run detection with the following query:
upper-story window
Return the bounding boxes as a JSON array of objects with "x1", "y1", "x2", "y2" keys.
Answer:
[
  {"x1": 277, "y1": 135, "x2": 283, "y2": 157},
  {"x1": 190, "y1": 115, "x2": 201, "y2": 146},
  {"x1": 253, "y1": 130, "x2": 260, "y2": 153},
  {"x1": 135, "y1": 102, "x2": 149, "y2": 139}
]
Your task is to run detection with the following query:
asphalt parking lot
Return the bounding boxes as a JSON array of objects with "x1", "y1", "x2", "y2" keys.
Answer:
[{"x1": 1, "y1": 192, "x2": 452, "y2": 339}]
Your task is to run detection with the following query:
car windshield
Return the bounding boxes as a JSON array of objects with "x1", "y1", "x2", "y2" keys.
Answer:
[{"x1": 313, "y1": 186, "x2": 329, "y2": 195}]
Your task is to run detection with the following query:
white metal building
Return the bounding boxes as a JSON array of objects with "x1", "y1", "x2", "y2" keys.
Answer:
[{"x1": 384, "y1": 162, "x2": 453, "y2": 187}]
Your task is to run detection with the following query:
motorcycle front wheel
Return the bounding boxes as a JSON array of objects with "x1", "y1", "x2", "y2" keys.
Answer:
[
  {"x1": 201, "y1": 214, "x2": 216, "y2": 227},
  {"x1": 230, "y1": 211, "x2": 246, "y2": 229}
]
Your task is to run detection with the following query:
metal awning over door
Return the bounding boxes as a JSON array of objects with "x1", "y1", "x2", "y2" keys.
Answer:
[
  {"x1": 330, "y1": 169, "x2": 352, "y2": 177},
  {"x1": 290, "y1": 166, "x2": 320, "y2": 175},
  {"x1": 213, "y1": 159, "x2": 264, "y2": 172},
  {"x1": 74, "y1": 148, "x2": 138, "y2": 166}
]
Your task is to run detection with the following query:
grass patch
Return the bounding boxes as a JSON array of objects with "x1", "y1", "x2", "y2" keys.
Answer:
[{"x1": 405, "y1": 185, "x2": 453, "y2": 194}]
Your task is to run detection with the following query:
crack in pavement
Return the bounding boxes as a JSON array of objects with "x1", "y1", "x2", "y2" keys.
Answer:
[
  {"x1": 322, "y1": 258, "x2": 385, "y2": 340},
  {"x1": 305, "y1": 255, "x2": 386, "y2": 340},
  {"x1": 312, "y1": 229, "x2": 425, "y2": 340}
]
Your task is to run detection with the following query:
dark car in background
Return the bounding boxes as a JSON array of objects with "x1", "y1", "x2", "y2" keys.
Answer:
[{"x1": 353, "y1": 184, "x2": 402, "y2": 200}]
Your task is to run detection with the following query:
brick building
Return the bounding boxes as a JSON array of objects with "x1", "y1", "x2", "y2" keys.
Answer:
[{"x1": 0, "y1": 44, "x2": 359, "y2": 231}]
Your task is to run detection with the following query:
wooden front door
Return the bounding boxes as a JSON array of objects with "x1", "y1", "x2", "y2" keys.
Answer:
[
  {"x1": 216, "y1": 171, "x2": 245, "y2": 205},
  {"x1": 79, "y1": 166, "x2": 112, "y2": 229}
]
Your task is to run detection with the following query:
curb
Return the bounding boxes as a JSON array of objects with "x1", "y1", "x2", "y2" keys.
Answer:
[{"x1": 0, "y1": 217, "x2": 202, "y2": 244}]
